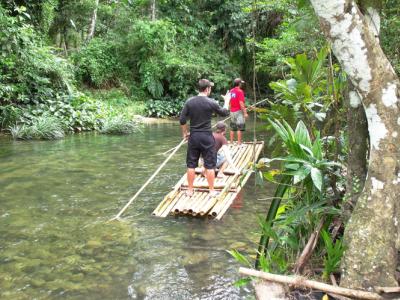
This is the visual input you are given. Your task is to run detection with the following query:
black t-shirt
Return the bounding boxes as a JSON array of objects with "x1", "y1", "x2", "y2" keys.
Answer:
[{"x1": 179, "y1": 96, "x2": 229, "y2": 132}]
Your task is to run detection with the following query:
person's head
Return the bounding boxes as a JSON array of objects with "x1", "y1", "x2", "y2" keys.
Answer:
[
  {"x1": 215, "y1": 121, "x2": 226, "y2": 134},
  {"x1": 233, "y1": 78, "x2": 245, "y2": 88},
  {"x1": 198, "y1": 79, "x2": 214, "y2": 96}
]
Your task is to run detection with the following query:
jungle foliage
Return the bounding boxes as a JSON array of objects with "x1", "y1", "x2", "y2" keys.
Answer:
[{"x1": 1, "y1": 0, "x2": 328, "y2": 137}]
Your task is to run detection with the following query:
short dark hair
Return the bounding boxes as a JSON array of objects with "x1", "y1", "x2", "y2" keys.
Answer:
[
  {"x1": 233, "y1": 78, "x2": 245, "y2": 87},
  {"x1": 198, "y1": 79, "x2": 214, "y2": 92},
  {"x1": 215, "y1": 121, "x2": 226, "y2": 133}
]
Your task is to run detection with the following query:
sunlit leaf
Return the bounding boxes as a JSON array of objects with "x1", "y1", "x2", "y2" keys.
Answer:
[{"x1": 311, "y1": 167, "x2": 323, "y2": 191}]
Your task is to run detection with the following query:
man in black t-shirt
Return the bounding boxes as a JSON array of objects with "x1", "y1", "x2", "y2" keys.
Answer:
[{"x1": 179, "y1": 79, "x2": 230, "y2": 197}]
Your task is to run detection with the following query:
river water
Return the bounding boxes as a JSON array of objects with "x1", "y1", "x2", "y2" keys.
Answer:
[{"x1": 0, "y1": 120, "x2": 272, "y2": 300}]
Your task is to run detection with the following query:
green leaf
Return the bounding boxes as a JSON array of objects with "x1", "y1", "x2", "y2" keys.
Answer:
[
  {"x1": 294, "y1": 120, "x2": 312, "y2": 148},
  {"x1": 233, "y1": 277, "x2": 252, "y2": 287},
  {"x1": 311, "y1": 167, "x2": 323, "y2": 191},
  {"x1": 259, "y1": 254, "x2": 271, "y2": 272},
  {"x1": 227, "y1": 250, "x2": 252, "y2": 267}
]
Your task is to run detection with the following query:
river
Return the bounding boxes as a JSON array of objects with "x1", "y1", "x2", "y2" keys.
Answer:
[{"x1": 0, "y1": 120, "x2": 272, "y2": 299}]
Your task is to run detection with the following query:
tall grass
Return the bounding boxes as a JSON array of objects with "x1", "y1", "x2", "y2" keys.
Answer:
[
  {"x1": 99, "y1": 115, "x2": 138, "y2": 135},
  {"x1": 10, "y1": 114, "x2": 65, "y2": 140}
]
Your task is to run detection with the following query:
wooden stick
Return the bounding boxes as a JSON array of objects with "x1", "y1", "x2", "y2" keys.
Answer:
[
  {"x1": 375, "y1": 286, "x2": 400, "y2": 294},
  {"x1": 293, "y1": 218, "x2": 325, "y2": 274},
  {"x1": 239, "y1": 268, "x2": 383, "y2": 300},
  {"x1": 111, "y1": 139, "x2": 186, "y2": 220}
]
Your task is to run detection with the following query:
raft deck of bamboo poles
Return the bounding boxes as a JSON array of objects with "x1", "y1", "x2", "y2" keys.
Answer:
[{"x1": 152, "y1": 141, "x2": 264, "y2": 219}]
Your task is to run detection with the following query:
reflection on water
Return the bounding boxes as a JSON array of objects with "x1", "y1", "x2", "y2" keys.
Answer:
[{"x1": 0, "y1": 121, "x2": 272, "y2": 299}]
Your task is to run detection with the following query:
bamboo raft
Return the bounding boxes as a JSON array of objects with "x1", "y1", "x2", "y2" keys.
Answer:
[{"x1": 152, "y1": 141, "x2": 264, "y2": 219}]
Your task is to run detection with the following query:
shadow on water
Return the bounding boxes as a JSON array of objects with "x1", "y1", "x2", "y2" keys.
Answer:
[{"x1": 0, "y1": 118, "x2": 273, "y2": 300}]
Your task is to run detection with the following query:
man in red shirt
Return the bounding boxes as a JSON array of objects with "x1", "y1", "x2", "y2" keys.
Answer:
[{"x1": 229, "y1": 78, "x2": 248, "y2": 144}]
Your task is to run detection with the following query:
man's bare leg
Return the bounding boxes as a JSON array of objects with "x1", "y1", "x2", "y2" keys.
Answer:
[
  {"x1": 237, "y1": 131, "x2": 242, "y2": 145},
  {"x1": 205, "y1": 168, "x2": 216, "y2": 196},
  {"x1": 186, "y1": 168, "x2": 195, "y2": 196},
  {"x1": 230, "y1": 130, "x2": 234, "y2": 143}
]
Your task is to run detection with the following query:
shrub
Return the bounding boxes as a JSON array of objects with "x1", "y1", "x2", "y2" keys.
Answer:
[
  {"x1": 145, "y1": 98, "x2": 184, "y2": 118},
  {"x1": 17, "y1": 93, "x2": 102, "y2": 132},
  {"x1": 10, "y1": 114, "x2": 65, "y2": 140},
  {"x1": 0, "y1": 105, "x2": 22, "y2": 128},
  {"x1": 99, "y1": 115, "x2": 138, "y2": 135}
]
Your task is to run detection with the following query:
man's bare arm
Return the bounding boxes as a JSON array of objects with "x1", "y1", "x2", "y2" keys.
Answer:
[
  {"x1": 181, "y1": 124, "x2": 189, "y2": 140},
  {"x1": 240, "y1": 101, "x2": 248, "y2": 118}
]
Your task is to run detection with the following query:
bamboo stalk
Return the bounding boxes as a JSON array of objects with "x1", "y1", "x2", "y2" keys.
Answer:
[
  {"x1": 201, "y1": 168, "x2": 243, "y2": 216},
  {"x1": 198, "y1": 194, "x2": 220, "y2": 216},
  {"x1": 152, "y1": 175, "x2": 186, "y2": 216},
  {"x1": 160, "y1": 191, "x2": 185, "y2": 217},
  {"x1": 180, "y1": 191, "x2": 202, "y2": 214},
  {"x1": 215, "y1": 145, "x2": 262, "y2": 219},
  {"x1": 210, "y1": 193, "x2": 235, "y2": 218},
  {"x1": 215, "y1": 172, "x2": 253, "y2": 220},
  {"x1": 173, "y1": 193, "x2": 187, "y2": 214},
  {"x1": 209, "y1": 147, "x2": 253, "y2": 216},
  {"x1": 239, "y1": 268, "x2": 383, "y2": 300},
  {"x1": 182, "y1": 192, "x2": 200, "y2": 214},
  {"x1": 181, "y1": 183, "x2": 226, "y2": 189},
  {"x1": 180, "y1": 187, "x2": 236, "y2": 193},
  {"x1": 166, "y1": 192, "x2": 187, "y2": 216},
  {"x1": 190, "y1": 192, "x2": 208, "y2": 215}
]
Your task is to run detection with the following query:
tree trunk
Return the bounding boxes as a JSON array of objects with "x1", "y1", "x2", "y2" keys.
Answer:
[
  {"x1": 86, "y1": 0, "x2": 99, "y2": 43},
  {"x1": 343, "y1": 83, "x2": 368, "y2": 221},
  {"x1": 150, "y1": 0, "x2": 156, "y2": 21},
  {"x1": 310, "y1": 0, "x2": 400, "y2": 289}
]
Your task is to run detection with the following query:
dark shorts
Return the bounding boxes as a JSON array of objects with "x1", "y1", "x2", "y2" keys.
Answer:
[
  {"x1": 187, "y1": 131, "x2": 216, "y2": 169},
  {"x1": 230, "y1": 111, "x2": 246, "y2": 131}
]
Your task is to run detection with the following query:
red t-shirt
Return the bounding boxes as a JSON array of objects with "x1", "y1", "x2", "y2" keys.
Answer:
[{"x1": 229, "y1": 87, "x2": 245, "y2": 112}]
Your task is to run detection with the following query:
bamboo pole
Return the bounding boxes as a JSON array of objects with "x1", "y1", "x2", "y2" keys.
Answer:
[
  {"x1": 111, "y1": 139, "x2": 186, "y2": 221},
  {"x1": 157, "y1": 190, "x2": 185, "y2": 217},
  {"x1": 160, "y1": 191, "x2": 185, "y2": 217},
  {"x1": 215, "y1": 178, "x2": 250, "y2": 219},
  {"x1": 208, "y1": 143, "x2": 254, "y2": 217},
  {"x1": 239, "y1": 268, "x2": 383, "y2": 300},
  {"x1": 215, "y1": 170, "x2": 253, "y2": 220},
  {"x1": 152, "y1": 174, "x2": 186, "y2": 216},
  {"x1": 182, "y1": 196, "x2": 196, "y2": 214},
  {"x1": 215, "y1": 143, "x2": 263, "y2": 219},
  {"x1": 173, "y1": 194, "x2": 186, "y2": 214},
  {"x1": 211, "y1": 193, "x2": 235, "y2": 218},
  {"x1": 190, "y1": 192, "x2": 208, "y2": 215}
]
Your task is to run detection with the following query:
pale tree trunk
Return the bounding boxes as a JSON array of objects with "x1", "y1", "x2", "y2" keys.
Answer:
[
  {"x1": 343, "y1": 1, "x2": 379, "y2": 221},
  {"x1": 150, "y1": 0, "x2": 156, "y2": 21},
  {"x1": 86, "y1": 0, "x2": 99, "y2": 43},
  {"x1": 310, "y1": 0, "x2": 400, "y2": 290},
  {"x1": 343, "y1": 83, "x2": 368, "y2": 222}
]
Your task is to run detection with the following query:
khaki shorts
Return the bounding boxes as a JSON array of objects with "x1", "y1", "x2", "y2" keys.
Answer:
[{"x1": 230, "y1": 111, "x2": 245, "y2": 131}]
